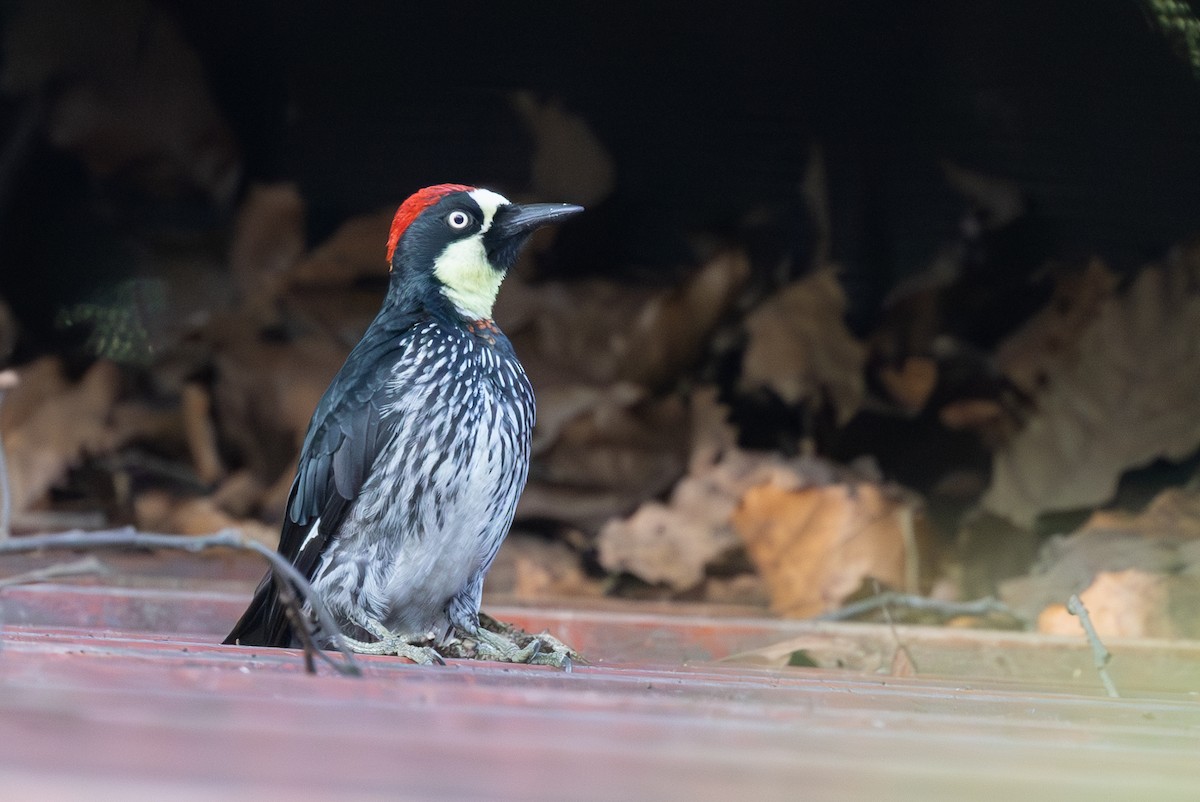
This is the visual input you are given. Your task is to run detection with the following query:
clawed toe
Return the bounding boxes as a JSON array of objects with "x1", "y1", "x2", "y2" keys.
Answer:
[
  {"x1": 337, "y1": 622, "x2": 445, "y2": 665},
  {"x1": 451, "y1": 622, "x2": 581, "y2": 669}
]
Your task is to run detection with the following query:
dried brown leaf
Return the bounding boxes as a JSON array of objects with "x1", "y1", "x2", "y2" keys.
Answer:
[
  {"x1": 210, "y1": 469, "x2": 268, "y2": 519},
  {"x1": 484, "y1": 533, "x2": 603, "y2": 600},
  {"x1": 1000, "y1": 485, "x2": 1200, "y2": 630},
  {"x1": 995, "y1": 259, "x2": 1119, "y2": 395},
  {"x1": 210, "y1": 315, "x2": 347, "y2": 486},
  {"x1": 2, "y1": 360, "x2": 123, "y2": 513},
  {"x1": 521, "y1": 392, "x2": 688, "y2": 530},
  {"x1": 594, "y1": 388, "x2": 765, "y2": 589},
  {"x1": 504, "y1": 251, "x2": 747, "y2": 391},
  {"x1": 878, "y1": 356, "x2": 938, "y2": 413},
  {"x1": 617, "y1": 250, "x2": 750, "y2": 388},
  {"x1": 134, "y1": 489, "x2": 277, "y2": 546},
  {"x1": 701, "y1": 573, "x2": 771, "y2": 608},
  {"x1": 732, "y1": 480, "x2": 926, "y2": 618},
  {"x1": 595, "y1": 388, "x2": 911, "y2": 602},
  {"x1": 503, "y1": 276, "x2": 656, "y2": 386},
  {"x1": 181, "y1": 381, "x2": 224, "y2": 485},
  {"x1": 290, "y1": 208, "x2": 394, "y2": 287},
  {"x1": 741, "y1": 267, "x2": 866, "y2": 424},
  {"x1": 984, "y1": 253, "x2": 1200, "y2": 526},
  {"x1": 1036, "y1": 569, "x2": 1200, "y2": 639},
  {"x1": 229, "y1": 183, "x2": 306, "y2": 318},
  {"x1": 0, "y1": 356, "x2": 68, "y2": 432},
  {"x1": 509, "y1": 251, "x2": 748, "y2": 529},
  {"x1": 597, "y1": 500, "x2": 741, "y2": 591}
]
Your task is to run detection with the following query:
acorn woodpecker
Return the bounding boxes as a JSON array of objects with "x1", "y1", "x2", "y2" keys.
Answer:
[{"x1": 225, "y1": 184, "x2": 583, "y2": 663}]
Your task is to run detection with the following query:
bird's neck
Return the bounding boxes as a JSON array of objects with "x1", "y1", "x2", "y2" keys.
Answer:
[
  {"x1": 465, "y1": 318, "x2": 500, "y2": 343},
  {"x1": 381, "y1": 280, "x2": 502, "y2": 338}
]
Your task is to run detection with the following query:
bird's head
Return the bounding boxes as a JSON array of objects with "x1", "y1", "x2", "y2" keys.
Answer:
[{"x1": 385, "y1": 184, "x2": 583, "y2": 320}]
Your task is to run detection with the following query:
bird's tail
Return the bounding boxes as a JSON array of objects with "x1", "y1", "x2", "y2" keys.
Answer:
[{"x1": 223, "y1": 571, "x2": 294, "y2": 647}]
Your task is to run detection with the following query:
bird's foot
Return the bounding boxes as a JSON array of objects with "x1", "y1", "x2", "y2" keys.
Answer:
[
  {"x1": 447, "y1": 614, "x2": 582, "y2": 669},
  {"x1": 338, "y1": 619, "x2": 445, "y2": 665}
]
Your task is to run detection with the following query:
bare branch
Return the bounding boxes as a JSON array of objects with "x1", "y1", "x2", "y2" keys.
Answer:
[
  {"x1": 0, "y1": 556, "x2": 108, "y2": 589},
  {"x1": 816, "y1": 591, "x2": 1017, "y2": 623},
  {"x1": 0, "y1": 527, "x2": 360, "y2": 677},
  {"x1": 870, "y1": 579, "x2": 918, "y2": 676},
  {"x1": 0, "y1": 369, "x2": 16, "y2": 540},
  {"x1": 1067, "y1": 593, "x2": 1119, "y2": 699}
]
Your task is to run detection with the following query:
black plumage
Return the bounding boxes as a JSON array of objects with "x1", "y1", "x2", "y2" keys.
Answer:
[{"x1": 225, "y1": 185, "x2": 581, "y2": 656}]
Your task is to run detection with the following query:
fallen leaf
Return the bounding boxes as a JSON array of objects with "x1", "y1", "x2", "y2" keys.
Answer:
[
  {"x1": 134, "y1": 489, "x2": 277, "y2": 546},
  {"x1": 983, "y1": 250, "x2": 1200, "y2": 526},
  {"x1": 483, "y1": 532, "x2": 602, "y2": 600},
  {"x1": 702, "y1": 573, "x2": 771, "y2": 608},
  {"x1": 289, "y1": 208, "x2": 393, "y2": 287},
  {"x1": 503, "y1": 250, "x2": 748, "y2": 392},
  {"x1": 503, "y1": 276, "x2": 658, "y2": 386},
  {"x1": 732, "y1": 480, "x2": 926, "y2": 617},
  {"x1": 956, "y1": 510, "x2": 1039, "y2": 600},
  {"x1": 740, "y1": 266, "x2": 867, "y2": 424},
  {"x1": 994, "y1": 259, "x2": 1119, "y2": 395},
  {"x1": 210, "y1": 469, "x2": 268, "y2": 519},
  {"x1": 181, "y1": 381, "x2": 224, "y2": 485},
  {"x1": 597, "y1": 500, "x2": 741, "y2": 591},
  {"x1": 521, "y1": 391, "x2": 688, "y2": 531},
  {"x1": 595, "y1": 388, "x2": 921, "y2": 604},
  {"x1": 878, "y1": 356, "x2": 938, "y2": 414},
  {"x1": 1, "y1": 359, "x2": 123, "y2": 514},
  {"x1": 229, "y1": 183, "x2": 306, "y2": 321},
  {"x1": 209, "y1": 313, "x2": 347, "y2": 489},
  {"x1": 618, "y1": 250, "x2": 750, "y2": 388},
  {"x1": 1036, "y1": 569, "x2": 1200, "y2": 639},
  {"x1": 0, "y1": 356, "x2": 68, "y2": 432},
  {"x1": 938, "y1": 398, "x2": 1018, "y2": 447},
  {"x1": 594, "y1": 388, "x2": 768, "y2": 590},
  {"x1": 999, "y1": 485, "x2": 1200, "y2": 629},
  {"x1": 505, "y1": 253, "x2": 749, "y2": 532}
]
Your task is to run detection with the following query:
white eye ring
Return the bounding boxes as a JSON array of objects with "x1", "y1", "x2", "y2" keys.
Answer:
[{"x1": 447, "y1": 210, "x2": 471, "y2": 229}]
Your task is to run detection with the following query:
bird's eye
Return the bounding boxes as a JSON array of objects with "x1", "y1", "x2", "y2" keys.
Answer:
[{"x1": 447, "y1": 210, "x2": 472, "y2": 230}]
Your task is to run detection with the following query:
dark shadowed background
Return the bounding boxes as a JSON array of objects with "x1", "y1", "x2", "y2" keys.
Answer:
[{"x1": 2, "y1": 0, "x2": 1200, "y2": 630}]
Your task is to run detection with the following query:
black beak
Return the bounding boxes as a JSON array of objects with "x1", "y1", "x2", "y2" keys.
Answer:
[
  {"x1": 485, "y1": 202, "x2": 584, "y2": 268},
  {"x1": 493, "y1": 202, "x2": 585, "y2": 237}
]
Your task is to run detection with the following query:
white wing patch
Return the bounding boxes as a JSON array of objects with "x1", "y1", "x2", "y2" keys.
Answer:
[
  {"x1": 299, "y1": 517, "x2": 322, "y2": 554},
  {"x1": 433, "y1": 188, "x2": 511, "y2": 320}
]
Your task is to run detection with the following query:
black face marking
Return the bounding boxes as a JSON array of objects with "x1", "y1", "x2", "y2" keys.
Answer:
[
  {"x1": 392, "y1": 192, "x2": 485, "y2": 272},
  {"x1": 482, "y1": 205, "x2": 529, "y2": 272}
]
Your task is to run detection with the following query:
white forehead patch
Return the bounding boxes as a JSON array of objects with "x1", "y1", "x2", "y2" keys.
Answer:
[
  {"x1": 434, "y1": 188, "x2": 513, "y2": 320},
  {"x1": 468, "y1": 188, "x2": 510, "y2": 231}
]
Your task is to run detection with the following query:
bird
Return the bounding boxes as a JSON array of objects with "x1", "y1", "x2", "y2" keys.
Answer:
[{"x1": 224, "y1": 184, "x2": 583, "y2": 664}]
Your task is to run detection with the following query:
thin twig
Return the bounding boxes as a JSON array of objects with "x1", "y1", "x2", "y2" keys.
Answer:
[
  {"x1": 871, "y1": 579, "x2": 918, "y2": 676},
  {"x1": 898, "y1": 506, "x2": 920, "y2": 595},
  {"x1": 0, "y1": 369, "x2": 16, "y2": 540},
  {"x1": 0, "y1": 556, "x2": 108, "y2": 589},
  {"x1": 272, "y1": 562, "x2": 319, "y2": 675},
  {"x1": 0, "y1": 527, "x2": 360, "y2": 677},
  {"x1": 816, "y1": 591, "x2": 1016, "y2": 623},
  {"x1": 1067, "y1": 593, "x2": 1120, "y2": 699}
]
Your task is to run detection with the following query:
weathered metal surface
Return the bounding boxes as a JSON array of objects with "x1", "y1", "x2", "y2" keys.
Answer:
[
  {"x1": 4, "y1": 581, "x2": 1200, "y2": 692},
  {"x1": 1, "y1": 580, "x2": 1199, "y2": 800}
]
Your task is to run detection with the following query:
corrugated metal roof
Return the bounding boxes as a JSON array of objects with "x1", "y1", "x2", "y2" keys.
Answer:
[{"x1": 1, "y1": 563, "x2": 1199, "y2": 801}]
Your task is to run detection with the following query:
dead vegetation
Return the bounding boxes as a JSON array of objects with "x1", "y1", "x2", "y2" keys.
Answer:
[{"x1": 3, "y1": 1, "x2": 1200, "y2": 646}]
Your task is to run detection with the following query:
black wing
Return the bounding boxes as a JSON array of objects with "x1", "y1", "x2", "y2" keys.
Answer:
[{"x1": 224, "y1": 320, "x2": 414, "y2": 647}]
